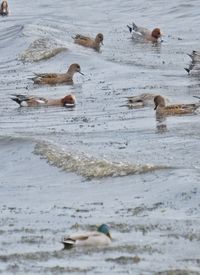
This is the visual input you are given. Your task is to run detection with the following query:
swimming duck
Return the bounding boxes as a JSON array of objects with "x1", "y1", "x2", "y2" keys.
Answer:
[
  {"x1": 185, "y1": 51, "x2": 200, "y2": 74},
  {"x1": 187, "y1": 51, "x2": 200, "y2": 63},
  {"x1": 62, "y1": 224, "x2": 112, "y2": 249},
  {"x1": 0, "y1": 0, "x2": 9, "y2": 16},
  {"x1": 11, "y1": 94, "x2": 76, "y2": 107},
  {"x1": 126, "y1": 93, "x2": 168, "y2": 108},
  {"x1": 73, "y1": 33, "x2": 104, "y2": 51},
  {"x1": 127, "y1": 22, "x2": 162, "y2": 42},
  {"x1": 31, "y1": 63, "x2": 84, "y2": 85},
  {"x1": 154, "y1": 95, "x2": 200, "y2": 116}
]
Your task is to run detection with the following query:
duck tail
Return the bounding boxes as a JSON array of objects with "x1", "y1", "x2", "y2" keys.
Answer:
[
  {"x1": 131, "y1": 22, "x2": 138, "y2": 31},
  {"x1": 29, "y1": 75, "x2": 40, "y2": 84},
  {"x1": 127, "y1": 25, "x2": 132, "y2": 33},
  {"x1": 62, "y1": 238, "x2": 75, "y2": 249},
  {"x1": 11, "y1": 97, "x2": 21, "y2": 105},
  {"x1": 184, "y1": 68, "x2": 190, "y2": 74},
  {"x1": 10, "y1": 94, "x2": 28, "y2": 106}
]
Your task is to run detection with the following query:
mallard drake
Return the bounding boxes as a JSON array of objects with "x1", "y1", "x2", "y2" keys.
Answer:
[
  {"x1": 11, "y1": 94, "x2": 76, "y2": 107},
  {"x1": 127, "y1": 22, "x2": 162, "y2": 42},
  {"x1": 154, "y1": 95, "x2": 200, "y2": 116},
  {"x1": 62, "y1": 224, "x2": 112, "y2": 249},
  {"x1": 31, "y1": 63, "x2": 84, "y2": 85},
  {"x1": 73, "y1": 33, "x2": 104, "y2": 51},
  {"x1": 0, "y1": 0, "x2": 9, "y2": 16}
]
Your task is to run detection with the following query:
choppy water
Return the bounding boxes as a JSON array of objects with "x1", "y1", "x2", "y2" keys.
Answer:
[{"x1": 1, "y1": 0, "x2": 200, "y2": 274}]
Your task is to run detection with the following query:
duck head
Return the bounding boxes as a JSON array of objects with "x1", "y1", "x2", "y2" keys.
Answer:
[
  {"x1": 61, "y1": 94, "x2": 76, "y2": 107},
  {"x1": 151, "y1": 28, "x2": 162, "y2": 40},
  {"x1": 1, "y1": 0, "x2": 8, "y2": 15},
  {"x1": 68, "y1": 63, "x2": 84, "y2": 75},
  {"x1": 97, "y1": 224, "x2": 111, "y2": 239},
  {"x1": 154, "y1": 95, "x2": 166, "y2": 110},
  {"x1": 95, "y1": 33, "x2": 104, "y2": 45}
]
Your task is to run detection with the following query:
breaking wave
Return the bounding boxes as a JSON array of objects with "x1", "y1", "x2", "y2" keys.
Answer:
[
  {"x1": 34, "y1": 142, "x2": 169, "y2": 179},
  {"x1": 20, "y1": 37, "x2": 67, "y2": 62}
]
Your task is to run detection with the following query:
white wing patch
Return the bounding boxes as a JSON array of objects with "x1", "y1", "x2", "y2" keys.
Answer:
[
  {"x1": 36, "y1": 99, "x2": 46, "y2": 104},
  {"x1": 65, "y1": 103, "x2": 75, "y2": 107}
]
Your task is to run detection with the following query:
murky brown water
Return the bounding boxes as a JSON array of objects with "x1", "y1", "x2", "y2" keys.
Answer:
[{"x1": 0, "y1": 0, "x2": 200, "y2": 274}]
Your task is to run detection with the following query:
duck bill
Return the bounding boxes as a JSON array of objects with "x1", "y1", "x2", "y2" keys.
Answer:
[
  {"x1": 154, "y1": 105, "x2": 158, "y2": 110},
  {"x1": 79, "y1": 71, "x2": 84, "y2": 75},
  {"x1": 101, "y1": 41, "x2": 104, "y2": 45},
  {"x1": 107, "y1": 232, "x2": 112, "y2": 239}
]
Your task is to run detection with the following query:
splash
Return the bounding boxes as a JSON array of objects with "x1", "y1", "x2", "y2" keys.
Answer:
[
  {"x1": 20, "y1": 37, "x2": 67, "y2": 62},
  {"x1": 34, "y1": 142, "x2": 169, "y2": 179}
]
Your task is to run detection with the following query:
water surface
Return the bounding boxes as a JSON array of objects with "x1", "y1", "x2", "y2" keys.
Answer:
[{"x1": 0, "y1": 0, "x2": 200, "y2": 274}]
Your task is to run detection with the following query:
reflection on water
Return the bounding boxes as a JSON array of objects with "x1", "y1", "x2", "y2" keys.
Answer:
[{"x1": 155, "y1": 116, "x2": 168, "y2": 134}]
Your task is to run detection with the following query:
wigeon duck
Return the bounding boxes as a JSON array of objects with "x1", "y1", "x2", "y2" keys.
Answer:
[
  {"x1": 0, "y1": 0, "x2": 9, "y2": 16},
  {"x1": 11, "y1": 94, "x2": 76, "y2": 107},
  {"x1": 73, "y1": 33, "x2": 104, "y2": 51},
  {"x1": 154, "y1": 95, "x2": 200, "y2": 116},
  {"x1": 127, "y1": 22, "x2": 162, "y2": 42},
  {"x1": 32, "y1": 63, "x2": 84, "y2": 85},
  {"x1": 62, "y1": 224, "x2": 111, "y2": 249},
  {"x1": 185, "y1": 51, "x2": 200, "y2": 74},
  {"x1": 126, "y1": 93, "x2": 169, "y2": 108}
]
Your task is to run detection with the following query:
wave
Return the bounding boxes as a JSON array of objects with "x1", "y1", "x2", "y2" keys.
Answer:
[
  {"x1": 20, "y1": 37, "x2": 67, "y2": 62},
  {"x1": 34, "y1": 142, "x2": 169, "y2": 179},
  {"x1": 0, "y1": 25, "x2": 23, "y2": 48}
]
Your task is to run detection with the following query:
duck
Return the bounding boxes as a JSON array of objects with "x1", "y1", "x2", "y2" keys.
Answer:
[
  {"x1": 73, "y1": 33, "x2": 104, "y2": 51},
  {"x1": 31, "y1": 63, "x2": 84, "y2": 85},
  {"x1": 154, "y1": 95, "x2": 200, "y2": 116},
  {"x1": 127, "y1": 22, "x2": 162, "y2": 42},
  {"x1": 126, "y1": 93, "x2": 170, "y2": 108},
  {"x1": 62, "y1": 224, "x2": 112, "y2": 249},
  {"x1": 187, "y1": 50, "x2": 200, "y2": 63},
  {"x1": 185, "y1": 51, "x2": 200, "y2": 74},
  {"x1": 0, "y1": 0, "x2": 9, "y2": 16},
  {"x1": 10, "y1": 94, "x2": 76, "y2": 107}
]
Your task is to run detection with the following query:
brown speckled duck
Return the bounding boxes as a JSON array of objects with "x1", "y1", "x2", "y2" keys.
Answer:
[
  {"x1": 32, "y1": 63, "x2": 83, "y2": 85},
  {"x1": 73, "y1": 33, "x2": 104, "y2": 51},
  {"x1": 127, "y1": 22, "x2": 162, "y2": 42},
  {"x1": 154, "y1": 95, "x2": 200, "y2": 116},
  {"x1": 11, "y1": 94, "x2": 76, "y2": 107}
]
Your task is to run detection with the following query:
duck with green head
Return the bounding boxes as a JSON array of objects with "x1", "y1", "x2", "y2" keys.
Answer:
[{"x1": 62, "y1": 224, "x2": 112, "y2": 249}]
